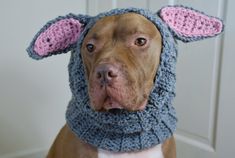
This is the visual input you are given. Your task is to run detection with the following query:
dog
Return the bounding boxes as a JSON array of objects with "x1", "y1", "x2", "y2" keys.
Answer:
[
  {"x1": 46, "y1": 13, "x2": 175, "y2": 158},
  {"x1": 27, "y1": 6, "x2": 223, "y2": 158}
]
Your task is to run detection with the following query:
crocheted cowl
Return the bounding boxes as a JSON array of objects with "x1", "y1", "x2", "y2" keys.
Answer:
[{"x1": 27, "y1": 6, "x2": 224, "y2": 152}]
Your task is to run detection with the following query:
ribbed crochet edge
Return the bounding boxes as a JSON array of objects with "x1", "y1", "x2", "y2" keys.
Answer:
[{"x1": 66, "y1": 99, "x2": 177, "y2": 152}]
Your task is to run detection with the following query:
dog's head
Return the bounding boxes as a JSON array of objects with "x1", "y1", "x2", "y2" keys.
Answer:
[{"x1": 27, "y1": 6, "x2": 223, "y2": 111}]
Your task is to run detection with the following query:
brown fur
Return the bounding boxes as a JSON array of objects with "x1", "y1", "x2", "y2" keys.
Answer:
[
  {"x1": 162, "y1": 136, "x2": 176, "y2": 158},
  {"x1": 47, "y1": 125, "x2": 176, "y2": 158},
  {"x1": 47, "y1": 13, "x2": 176, "y2": 158},
  {"x1": 81, "y1": 13, "x2": 162, "y2": 111},
  {"x1": 47, "y1": 125, "x2": 98, "y2": 158}
]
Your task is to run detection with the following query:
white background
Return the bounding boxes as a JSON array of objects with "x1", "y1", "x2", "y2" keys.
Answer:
[{"x1": 0, "y1": 0, "x2": 234, "y2": 158}]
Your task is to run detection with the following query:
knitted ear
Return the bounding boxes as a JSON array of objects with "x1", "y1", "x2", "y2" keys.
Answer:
[
  {"x1": 27, "y1": 14, "x2": 88, "y2": 60},
  {"x1": 158, "y1": 6, "x2": 224, "y2": 42}
]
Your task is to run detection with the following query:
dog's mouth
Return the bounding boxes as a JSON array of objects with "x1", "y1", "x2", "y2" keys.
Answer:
[
  {"x1": 90, "y1": 89, "x2": 148, "y2": 112},
  {"x1": 100, "y1": 95, "x2": 133, "y2": 114},
  {"x1": 89, "y1": 86, "x2": 137, "y2": 112},
  {"x1": 103, "y1": 96, "x2": 123, "y2": 109}
]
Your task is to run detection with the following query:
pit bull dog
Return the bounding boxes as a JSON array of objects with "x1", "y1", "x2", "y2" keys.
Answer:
[
  {"x1": 27, "y1": 6, "x2": 223, "y2": 158},
  {"x1": 47, "y1": 13, "x2": 175, "y2": 158}
]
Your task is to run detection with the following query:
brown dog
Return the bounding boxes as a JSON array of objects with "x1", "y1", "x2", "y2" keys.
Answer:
[
  {"x1": 47, "y1": 13, "x2": 176, "y2": 158},
  {"x1": 28, "y1": 5, "x2": 224, "y2": 158}
]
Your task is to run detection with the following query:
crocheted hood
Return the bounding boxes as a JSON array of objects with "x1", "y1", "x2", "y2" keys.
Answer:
[{"x1": 27, "y1": 6, "x2": 223, "y2": 152}]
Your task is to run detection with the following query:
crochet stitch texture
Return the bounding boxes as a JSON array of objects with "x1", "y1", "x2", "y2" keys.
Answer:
[
  {"x1": 34, "y1": 18, "x2": 82, "y2": 56},
  {"x1": 27, "y1": 6, "x2": 224, "y2": 153}
]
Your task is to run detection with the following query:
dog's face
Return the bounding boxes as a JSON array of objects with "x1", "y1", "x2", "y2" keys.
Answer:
[
  {"x1": 28, "y1": 7, "x2": 223, "y2": 112},
  {"x1": 81, "y1": 13, "x2": 162, "y2": 111}
]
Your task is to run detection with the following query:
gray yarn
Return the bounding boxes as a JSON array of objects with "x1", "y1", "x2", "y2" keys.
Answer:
[{"x1": 66, "y1": 8, "x2": 177, "y2": 152}]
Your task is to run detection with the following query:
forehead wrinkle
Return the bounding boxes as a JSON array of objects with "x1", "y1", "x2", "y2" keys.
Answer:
[
  {"x1": 87, "y1": 16, "x2": 118, "y2": 40},
  {"x1": 85, "y1": 13, "x2": 159, "y2": 43},
  {"x1": 114, "y1": 13, "x2": 157, "y2": 38}
]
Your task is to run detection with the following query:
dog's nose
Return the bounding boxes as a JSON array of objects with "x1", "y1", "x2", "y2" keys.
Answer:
[{"x1": 95, "y1": 64, "x2": 118, "y2": 85}]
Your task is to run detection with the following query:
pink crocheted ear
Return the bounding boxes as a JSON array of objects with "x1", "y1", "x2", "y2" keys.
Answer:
[
  {"x1": 34, "y1": 18, "x2": 82, "y2": 56},
  {"x1": 159, "y1": 6, "x2": 223, "y2": 42},
  {"x1": 27, "y1": 14, "x2": 86, "y2": 59}
]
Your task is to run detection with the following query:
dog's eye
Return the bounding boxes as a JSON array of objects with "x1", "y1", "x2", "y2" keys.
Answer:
[
  {"x1": 86, "y1": 43, "x2": 95, "y2": 53},
  {"x1": 134, "y1": 37, "x2": 147, "y2": 46}
]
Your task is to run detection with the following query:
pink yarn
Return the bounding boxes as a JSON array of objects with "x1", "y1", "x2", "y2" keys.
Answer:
[
  {"x1": 160, "y1": 7, "x2": 223, "y2": 37},
  {"x1": 34, "y1": 18, "x2": 82, "y2": 56}
]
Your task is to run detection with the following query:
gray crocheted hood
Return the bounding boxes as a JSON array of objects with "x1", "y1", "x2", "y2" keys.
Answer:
[{"x1": 27, "y1": 6, "x2": 223, "y2": 152}]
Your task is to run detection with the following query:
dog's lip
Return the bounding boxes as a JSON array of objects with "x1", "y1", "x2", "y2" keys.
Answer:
[
  {"x1": 103, "y1": 95, "x2": 124, "y2": 110},
  {"x1": 90, "y1": 85, "x2": 148, "y2": 111}
]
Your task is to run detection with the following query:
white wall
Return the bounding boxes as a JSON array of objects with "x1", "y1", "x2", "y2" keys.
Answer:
[
  {"x1": 1, "y1": 0, "x2": 234, "y2": 158},
  {"x1": 0, "y1": 0, "x2": 86, "y2": 157}
]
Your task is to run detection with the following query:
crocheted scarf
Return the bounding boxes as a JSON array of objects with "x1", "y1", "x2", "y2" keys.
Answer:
[{"x1": 27, "y1": 6, "x2": 223, "y2": 153}]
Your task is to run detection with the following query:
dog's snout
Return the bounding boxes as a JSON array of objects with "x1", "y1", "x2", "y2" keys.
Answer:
[{"x1": 95, "y1": 64, "x2": 118, "y2": 85}]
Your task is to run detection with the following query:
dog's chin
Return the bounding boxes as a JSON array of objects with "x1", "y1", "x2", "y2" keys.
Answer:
[
  {"x1": 91, "y1": 95, "x2": 148, "y2": 112},
  {"x1": 102, "y1": 96, "x2": 124, "y2": 110}
]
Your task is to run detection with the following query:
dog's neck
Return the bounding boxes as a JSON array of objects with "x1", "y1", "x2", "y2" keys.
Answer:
[{"x1": 98, "y1": 144, "x2": 163, "y2": 158}]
